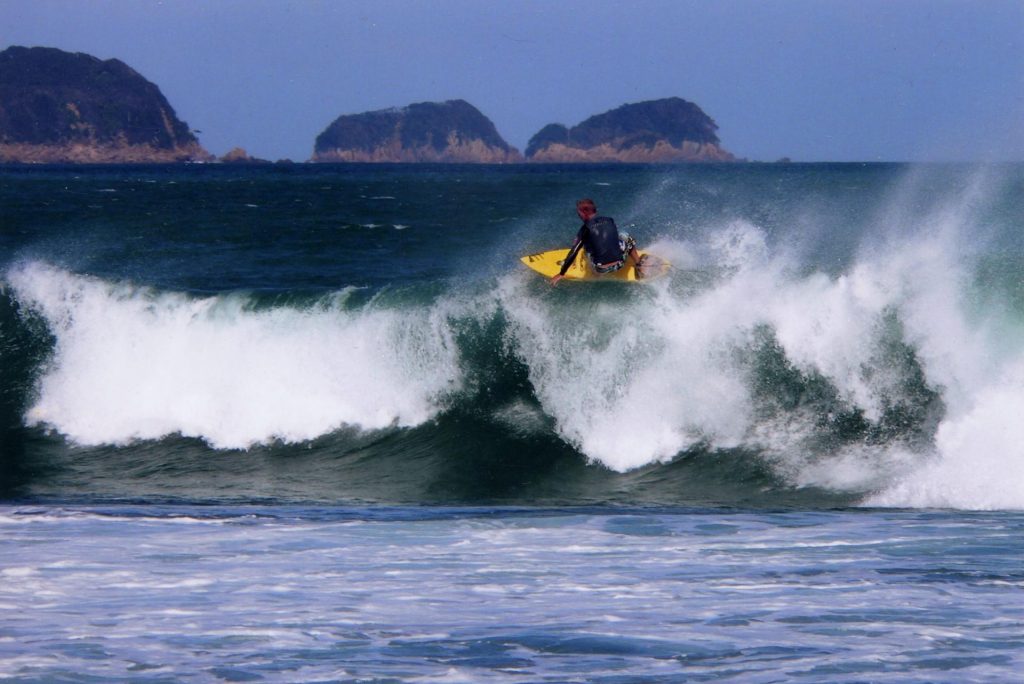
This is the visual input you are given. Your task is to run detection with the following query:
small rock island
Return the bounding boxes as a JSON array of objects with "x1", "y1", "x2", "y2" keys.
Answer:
[
  {"x1": 312, "y1": 99, "x2": 522, "y2": 163},
  {"x1": 0, "y1": 46, "x2": 211, "y2": 163},
  {"x1": 526, "y1": 97, "x2": 734, "y2": 163}
]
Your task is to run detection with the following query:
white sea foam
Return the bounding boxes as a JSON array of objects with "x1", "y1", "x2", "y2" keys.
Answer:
[
  {"x1": 499, "y1": 245, "x2": 753, "y2": 470},
  {"x1": 6, "y1": 261, "x2": 461, "y2": 449},
  {"x1": 867, "y1": 357, "x2": 1024, "y2": 510}
]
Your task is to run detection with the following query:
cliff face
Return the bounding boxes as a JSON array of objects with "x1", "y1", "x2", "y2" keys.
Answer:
[
  {"x1": 0, "y1": 46, "x2": 211, "y2": 163},
  {"x1": 313, "y1": 99, "x2": 522, "y2": 163},
  {"x1": 526, "y1": 97, "x2": 734, "y2": 163}
]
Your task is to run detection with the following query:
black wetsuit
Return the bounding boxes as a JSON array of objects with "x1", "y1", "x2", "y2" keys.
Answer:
[{"x1": 557, "y1": 216, "x2": 625, "y2": 276}]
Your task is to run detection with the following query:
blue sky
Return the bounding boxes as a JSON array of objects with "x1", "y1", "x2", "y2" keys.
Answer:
[{"x1": 3, "y1": 0, "x2": 1022, "y2": 161}]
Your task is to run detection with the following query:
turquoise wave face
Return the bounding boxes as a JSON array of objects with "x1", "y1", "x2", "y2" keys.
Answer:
[{"x1": 2, "y1": 163, "x2": 1024, "y2": 509}]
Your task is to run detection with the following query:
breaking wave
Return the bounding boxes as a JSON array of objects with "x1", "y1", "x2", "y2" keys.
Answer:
[{"x1": 3, "y1": 169, "x2": 1024, "y2": 510}]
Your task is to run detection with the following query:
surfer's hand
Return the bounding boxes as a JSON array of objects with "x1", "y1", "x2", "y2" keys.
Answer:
[
  {"x1": 634, "y1": 254, "x2": 647, "y2": 279},
  {"x1": 550, "y1": 274, "x2": 564, "y2": 286}
]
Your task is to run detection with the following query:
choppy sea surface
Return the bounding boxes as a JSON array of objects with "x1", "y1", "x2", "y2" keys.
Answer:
[{"x1": 2, "y1": 163, "x2": 1023, "y2": 681}]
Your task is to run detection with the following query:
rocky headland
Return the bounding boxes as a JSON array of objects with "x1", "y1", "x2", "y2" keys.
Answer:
[
  {"x1": 312, "y1": 99, "x2": 522, "y2": 163},
  {"x1": 0, "y1": 46, "x2": 211, "y2": 163},
  {"x1": 525, "y1": 97, "x2": 734, "y2": 163}
]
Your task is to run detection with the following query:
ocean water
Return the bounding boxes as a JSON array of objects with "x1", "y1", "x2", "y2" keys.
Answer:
[{"x1": 1, "y1": 163, "x2": 1023, "y2": 681}]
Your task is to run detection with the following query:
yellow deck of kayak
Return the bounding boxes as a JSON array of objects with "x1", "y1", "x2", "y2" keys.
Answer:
[{"x1": 520, "y1": 249, "x2": 669, "y2": 282}]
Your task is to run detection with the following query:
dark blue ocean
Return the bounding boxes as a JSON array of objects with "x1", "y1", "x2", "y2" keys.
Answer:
[{"x1": 1, "y1": 163, "x2": 1023, "y2": 681}]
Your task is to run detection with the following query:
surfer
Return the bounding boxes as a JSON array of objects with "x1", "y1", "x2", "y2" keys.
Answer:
[{"x1": 550, "y1": 199, "x2": 644, "y2": 285}]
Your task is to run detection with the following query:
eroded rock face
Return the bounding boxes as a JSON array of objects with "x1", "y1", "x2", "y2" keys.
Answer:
[
  {"x1": 0, "y1": 46, "x2": 211, "y2": 163},
  {"x1": 312, "y1": 99, "x2": 522, "y2": 163},
  {"x1": 526, "y1": 97, "x2": 735, "y2": 163}
]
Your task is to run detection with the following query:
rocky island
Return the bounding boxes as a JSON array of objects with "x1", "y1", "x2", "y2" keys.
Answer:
[
  {"x1": 0, "y1": 46, "x2": 211, "y2": 163},
  {"x1": 312, "y1": 99, "x2": 522, "y2": 163},
  {"x1": 525, "y1": 97, "x2": 734, "y2": 163}
]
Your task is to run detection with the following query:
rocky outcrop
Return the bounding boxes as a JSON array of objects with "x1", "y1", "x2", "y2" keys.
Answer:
[
  {"x1": 0, "y1": 46, "x2": 211, "y2": 163},
  {"x1": 219, "y1": 147, "x2": 271, "y2": 164},
  {"x1": 526, "y1": 97, "x2": 734, "y2": 163},
  {"x1": 313, "y1": 99, "x2": 522, "y2": 163}
]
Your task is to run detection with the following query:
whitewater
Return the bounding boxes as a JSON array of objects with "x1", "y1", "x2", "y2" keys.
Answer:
[{"x1": 1, "y1": 163, "x2": 1022, "y2": 681}]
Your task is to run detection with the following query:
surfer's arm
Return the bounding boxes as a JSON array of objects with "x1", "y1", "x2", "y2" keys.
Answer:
[
  {"x1": 559, "y1": 240, "x2": 583, "y2": 274},
  {"x1": 551, "y1": 226, "x2": 586, "y2": 285},
  {"x1": 557, "y1": 235, "x2": 584, "y2": 276},
  {"x1": 551, "y1": 238, "x2": 583, "y2": 285}
]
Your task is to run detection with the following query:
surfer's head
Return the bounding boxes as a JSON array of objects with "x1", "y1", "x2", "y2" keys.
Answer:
[{"x1": 576, "y1": 198, "x2": 597, "y2": 220}]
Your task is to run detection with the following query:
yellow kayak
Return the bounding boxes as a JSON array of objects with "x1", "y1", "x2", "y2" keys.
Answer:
[{"x1": 520, "y1": 249, "x2": 669, "y2": 282}]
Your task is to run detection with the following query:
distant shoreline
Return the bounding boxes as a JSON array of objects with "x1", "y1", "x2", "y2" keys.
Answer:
[{"x1": 0, "y1": 160, "x2": 1005, "y2": 171}]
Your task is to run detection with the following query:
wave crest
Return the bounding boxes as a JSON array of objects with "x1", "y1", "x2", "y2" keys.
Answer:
[{"x1": 6, "y1": 261, "x2": 462, "y2": 449}]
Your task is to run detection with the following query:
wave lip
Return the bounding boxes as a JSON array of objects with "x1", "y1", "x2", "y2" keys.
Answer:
[{"x1": 6, "y1": 262, "x2": 462, "y2": 449}]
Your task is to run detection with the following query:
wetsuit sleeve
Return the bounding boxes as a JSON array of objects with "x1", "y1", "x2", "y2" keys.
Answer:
[{"x1": 558, "y1": 226, "x2": 587, "y2": 276}]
